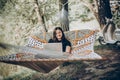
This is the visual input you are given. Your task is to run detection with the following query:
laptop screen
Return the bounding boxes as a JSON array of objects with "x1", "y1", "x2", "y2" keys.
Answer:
[{"x1": 43, "y1": 43, "x2": 62, "y2": 52}]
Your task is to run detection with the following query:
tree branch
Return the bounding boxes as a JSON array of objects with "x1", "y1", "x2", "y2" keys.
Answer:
[
  {"x1": 34, "y1": 0, "x2": 47, "y2": 32},
  {"x1": 81, "y1": 0, "x2": 101, "y2": 27}
]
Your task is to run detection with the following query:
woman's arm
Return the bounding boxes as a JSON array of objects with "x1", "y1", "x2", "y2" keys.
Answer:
[{"x1": 65, "y1": 46, "x2": 71, "y2": 53}]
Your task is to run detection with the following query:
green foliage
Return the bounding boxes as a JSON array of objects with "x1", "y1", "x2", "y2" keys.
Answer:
[
  {"x1": 112, "y1": 7, "x2": 120, "y2": 28},
  {"x1": 69, "y1": 0, "x2": 94, "y2": 22},
  {"x1": 0, "y1": 63, "x2": 10, "y2": 78},
  {"x1": 4, "y1": 70, "x2": 34, "y2": 80},
  {"x1": 78, "y1": 6, "x2": 93, "y2": 22},
  {"x1": 0, "y1": 0, "x2": 7, "y2": 10},
  {"x1": 89, "y1": 0, "x2": 94, "y2": 3}
]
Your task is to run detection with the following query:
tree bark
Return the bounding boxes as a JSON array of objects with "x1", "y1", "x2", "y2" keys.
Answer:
[
  {"x1": 98, "y1": 0, "x2": 112, "y2": 28},
  {"x1": 82, "y1": 0, "x2": 112, "y2": 29},
  {"x1": 34, "y1": 0, "x2": 47, "y2": 32},
  {"x1": 59, "y1": 0, "x2": 69, "y2": 31}
]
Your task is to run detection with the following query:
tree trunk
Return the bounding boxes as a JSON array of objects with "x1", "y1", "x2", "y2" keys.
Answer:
[
  {"x1": 98, "y1": 0, "x2": 112, "y2": 28},
  {"x1": 82, "y1": 0, "x2": 112, "y2": 29},
  {"x1": 34, "y1": 0, "x2": 48, "y2": 32},
  {"x1": 59, "y1": 0, "x2": 69, "y2": 31}
]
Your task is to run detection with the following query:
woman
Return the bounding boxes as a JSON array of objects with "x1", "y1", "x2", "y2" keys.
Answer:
[{"x1": 48, "y1": 27, "x2": 71, "y2": 53}]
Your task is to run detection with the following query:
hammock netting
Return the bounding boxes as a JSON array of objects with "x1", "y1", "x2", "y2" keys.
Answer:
[{"x1": 0, "y1": 29, "x2": 106, "y2": 73}]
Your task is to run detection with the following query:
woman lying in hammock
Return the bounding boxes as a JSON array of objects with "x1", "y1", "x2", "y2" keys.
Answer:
[
  {"x1": 48, "y1": 27, "x2": 71, "y2": 54},
  {"x1": 29, "y1": 27, "x2": 72, "y2": 59}
]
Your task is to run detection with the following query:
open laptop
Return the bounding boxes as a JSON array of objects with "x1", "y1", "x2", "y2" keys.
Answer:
[{"x1": 43, "y1": 43, "x2": 62, "y2": 52}]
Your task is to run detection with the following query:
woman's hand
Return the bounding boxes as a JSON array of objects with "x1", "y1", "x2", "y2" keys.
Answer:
[
  {"x1": 63, "y1": 52, "x2": 70, "y2": 57},
  {"x1": 66, "y1": 46, "x2": 71, "y2": 53}
]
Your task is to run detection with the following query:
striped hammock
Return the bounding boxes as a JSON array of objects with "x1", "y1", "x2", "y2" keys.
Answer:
[{"x1": 0, "y1": 29, "x2": 105, "y2": 73}]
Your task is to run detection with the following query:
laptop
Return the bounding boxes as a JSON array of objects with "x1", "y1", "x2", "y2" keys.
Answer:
[{"x1": 43, "y1": 43, "x2": 62, "y2": 52}]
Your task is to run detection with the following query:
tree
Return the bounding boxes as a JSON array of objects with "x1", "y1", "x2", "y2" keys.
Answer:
[
  {"x1": 82, "y1": 0, "x2": 112, "y2": 29},
  {"x1": 34, "y1": 0, "x2": 48, "y2": 32},
  {"x1": 59, "y1": 0, "x2": 69, "y2": 31},
  {"x1": 98, "y1": 0, "x2": 112, "y2": 27}
]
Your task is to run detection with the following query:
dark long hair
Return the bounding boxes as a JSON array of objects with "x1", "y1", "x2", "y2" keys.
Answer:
[{"x1": 53, "y1": 27, "x2": 66, "y2": 42}]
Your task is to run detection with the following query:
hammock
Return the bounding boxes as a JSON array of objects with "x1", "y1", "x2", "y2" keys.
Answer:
[{"x1": 0, "y1": 29, "x2": 106, "y2": 73}]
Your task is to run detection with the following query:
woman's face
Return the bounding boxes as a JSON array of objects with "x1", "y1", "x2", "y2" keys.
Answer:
[{"x1": 56, "y1": 29, "x2": 62, "y2": 40}]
